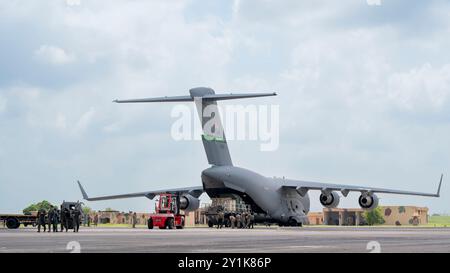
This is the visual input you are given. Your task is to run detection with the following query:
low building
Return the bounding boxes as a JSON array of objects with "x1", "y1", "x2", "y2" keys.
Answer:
[
  {"x1": 90, "y1": 211, "x2": 150, "y2": 225},
  {"x1": 192, "y1": 206, "x2": 209, "y2": 225},
  {"x1": 381, "y1": 206, "x2": 428, "y2": 226},
  {"x1": 88, "y1": 210, "x2": 202, "y2": 227},
  {"x1": 88, "y1": 205, "x2": 428, "y2": 227},
  {"x1": 185, "y1": 210, "x2": 208, "y2": 227},
  {"x1": 308, "y1": 206, "x2": 429, "y2": 226},
  {"x1": 307, "y1": 212, "x2": 324, "y2": 225},
  {"x1": 322, "y1": 208, "x2": 367, "y2": 226}
]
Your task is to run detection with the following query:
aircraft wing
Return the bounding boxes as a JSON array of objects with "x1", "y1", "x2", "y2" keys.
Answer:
[
  {"x1": 278, "y1": 174, "x2": 443, "y2": 197},
  {"x1": 77, "y1": 181, "x2": 204, "y2": 201}
]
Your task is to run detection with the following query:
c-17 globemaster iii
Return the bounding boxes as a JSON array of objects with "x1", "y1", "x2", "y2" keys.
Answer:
[{"x1": 77, "y1": 87, "x2": 443, "y2": 226}]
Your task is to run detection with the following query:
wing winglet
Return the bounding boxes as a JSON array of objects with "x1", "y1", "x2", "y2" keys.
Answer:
[
  {"x1": 77, "y1": 180, "x2": 90, "y2": 200},
  {"x1": 436, "y1": 174, "x2": 443, "y2": 197}
]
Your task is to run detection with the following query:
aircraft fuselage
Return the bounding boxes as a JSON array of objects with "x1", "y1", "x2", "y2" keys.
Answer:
[{"x1": 201, "y1": 166, "x2": 310, "y2": 225}]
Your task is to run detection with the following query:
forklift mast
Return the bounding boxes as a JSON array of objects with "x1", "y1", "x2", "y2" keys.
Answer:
[
  {"x1": 147, "y1": 193, "x2": 186, "y2": 230},
  {"x1": 155, "y1": 193, "x2": 181, "y2": 215}
]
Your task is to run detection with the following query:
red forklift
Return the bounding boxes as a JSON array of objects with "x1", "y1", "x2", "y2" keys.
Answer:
[{"x1": 147, "y1": 193, "x2": 185, "y2": 229}]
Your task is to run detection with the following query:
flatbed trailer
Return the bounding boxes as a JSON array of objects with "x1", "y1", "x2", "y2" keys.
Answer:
[
  {"x1": 0, "y1": 202, "x2": 83, "y2": 230},
  {"x1": 0, "y1": 214, "x2": 37, "y2": 229}
]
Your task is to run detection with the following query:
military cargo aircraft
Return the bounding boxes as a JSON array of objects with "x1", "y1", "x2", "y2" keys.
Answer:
[{"x1": 77, "y1": 87, "x2": 443, "y2": 226}]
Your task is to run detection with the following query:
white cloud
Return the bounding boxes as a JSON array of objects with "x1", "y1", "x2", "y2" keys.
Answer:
[
  {"x1": 55, "y1": 113, "x2": 67, "y2": 130},
  {"x1": 66, "y1": 0, "x2": 81, "y2": 6},
  {"x1": 1, "y1": 0, "x2": 450, "y2": 214},
  {"x1": 34, "y1": 45, "x2": 76, "y2": 65},
  {"x1": 387, "y1": 63, "x2": 450, "y2": 111},
  {"x1": 103, "y1": 123, "x2": 120, "y2": 133},
  {"x1": 73, "y1": 107, "x2": 95, "y2": 135}
]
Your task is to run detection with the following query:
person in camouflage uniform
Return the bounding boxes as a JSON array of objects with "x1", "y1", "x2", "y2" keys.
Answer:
[
  {"x1": 236, "y1": 214, "x2": 241, "y2": 229},
  {"x1": 229, "y1": 214, "x2": 236, "y2": 229},
  {"x1": 249, "y1": 213, "x2": 255, "y2": 229},
  {"x1": 241, "y1": 212, "x2": 247, "y2": 228},
  {"x1": 217, "y1": 210, "x2": 224, "y2": 229}
]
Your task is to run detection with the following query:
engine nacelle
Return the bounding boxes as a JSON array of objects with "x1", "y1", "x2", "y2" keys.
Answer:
[
  {"x1": 358, "y1": 193, "x2": 379, "y2": 210},
  {"x1": 179, "y1": 194, "x2": 200, "y2": 212},
  {"x1": 319, "y1": 191, "x2": 340, "y2": 208}
]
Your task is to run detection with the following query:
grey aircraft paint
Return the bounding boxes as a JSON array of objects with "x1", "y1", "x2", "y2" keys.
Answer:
[{"x1": 77, "y1": 87, "x2": 443, "y2": 226}]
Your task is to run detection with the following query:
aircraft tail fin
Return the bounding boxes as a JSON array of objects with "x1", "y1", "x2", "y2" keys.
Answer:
[{"x1": 114, "y1": 87, "x2": 277, "y2": 166}]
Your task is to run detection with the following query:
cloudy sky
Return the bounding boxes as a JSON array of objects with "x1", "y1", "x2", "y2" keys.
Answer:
[{"x1": 0, "y1": 0, "x2": 449, "y2": 214}]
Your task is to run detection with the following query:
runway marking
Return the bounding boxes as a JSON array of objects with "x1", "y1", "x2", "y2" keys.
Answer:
[{"x1": 2, "y1": 227, "x2": 450, "y2": 253}]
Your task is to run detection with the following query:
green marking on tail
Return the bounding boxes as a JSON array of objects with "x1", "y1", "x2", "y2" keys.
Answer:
[{"x1": 202, "y1": 134, "x2": 226, "y2": 143}]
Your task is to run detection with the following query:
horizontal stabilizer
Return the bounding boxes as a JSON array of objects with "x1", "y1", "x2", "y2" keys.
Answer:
[
  {"x1": 114, "y1": 91, "x2": 276, "y2": 104},
  {"x1": 201, "y1": 92, "x2": 277, "y2": 101},
  {"x1": 114, "y1": 87, "x2": 276, "y2": 166},
  {"x1": 114, "y1": 95, "x2": 193, "y2": 103}
]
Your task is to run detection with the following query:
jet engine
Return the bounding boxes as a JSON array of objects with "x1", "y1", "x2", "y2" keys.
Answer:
[
  {"x1": 319, "y1": 191, "x2": 340, "y2": 208},
  {"x1": 179, "y1": 194, "x2": 200, "y2": 212},
  {"x1": 358, "y1": 193, "x2": 379, "y2": 210}
]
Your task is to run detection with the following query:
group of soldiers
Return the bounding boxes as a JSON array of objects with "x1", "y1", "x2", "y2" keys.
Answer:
[
  {"x1": 36, "y1": 206, "x2": 82, "y2": 233},
  {"x1": 82, "y1": 214, "x2": 99, "y2": 227},
  {"x1": 216, "y1": 211, "x2": 255, "y2": 229}
]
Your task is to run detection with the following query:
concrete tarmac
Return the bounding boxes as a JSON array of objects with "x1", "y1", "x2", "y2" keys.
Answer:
[{"x1": 1, "y1": 226, "x2": 450, "y2": 253}]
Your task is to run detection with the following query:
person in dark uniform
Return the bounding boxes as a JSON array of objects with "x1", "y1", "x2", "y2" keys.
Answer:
[
  {"x1": 52, "y1": 206, "x2": 59, "y2": 232},
  {"x1": 37, "y1": 209, "x2": 47, "y2": 233},
  {"x1": 72, "y1": 209, "x2": 81, "y2": 232},
  {"x1": 60, "y1": 205, "x2": 65, "y2": 232},
  {"x1": 62, "y1": 208, "x2": 70, "y2": 232},
  {"x1": 47, "y1": 207, "x2": 55, "y2": 232}
]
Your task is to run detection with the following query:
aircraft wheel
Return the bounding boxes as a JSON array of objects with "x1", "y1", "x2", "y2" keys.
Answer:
[
  {"x1": 147, "y1": 218, "x2": 153, "y2": 229},
  {"x1": 288, "y1": 218, "x2": 299, "y2": 227}
]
